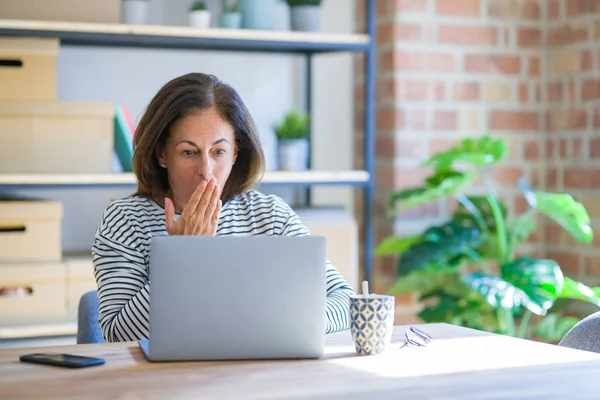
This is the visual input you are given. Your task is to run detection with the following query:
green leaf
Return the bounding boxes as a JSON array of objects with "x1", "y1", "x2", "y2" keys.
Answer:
[
  {"x1": 518, "y1": 179, "x2": 593, "y2": 244},
  {"x1": 559, "y1": 277, "x2": 600, "y2": 307},
  {"x1": 465, "y1": 273, "x2": 532, "y2": 312},
  {"x1": 397, "y1": 221, "x2": 484, "y2": 275},
  {"x1": 501, "y1": 257, "x2": 564, "y2": 315},
  {"x1": 453, "y1": 195, "x2": 508, "y2": 232},
  {"x1": 374, "y1": 235, "x2": 421, "y2": 257},
  {"x1": 422, "y1": 135, "x2": 508, "y2": 171},
  {"x1": 388, "y1": 267, "x2": 461, "y2": 294},
  {"x1": 506, "y1": 210, "x2": 537, "y2": 250},
  {"x1": 533, "y1": 313, "x2": 580, "y2": 343},
  {"x1": 389, "y1": 170, "x2": 476, "y2": 211}
]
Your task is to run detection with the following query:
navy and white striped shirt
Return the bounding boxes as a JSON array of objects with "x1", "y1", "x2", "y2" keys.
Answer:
[{"x1": 91, "y1": 190, "x2": 355, "y2": 342}]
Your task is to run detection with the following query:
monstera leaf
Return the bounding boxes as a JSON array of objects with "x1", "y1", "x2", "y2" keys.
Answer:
[
  {"x1": 518, "y1": 178, "x2": 593, "y2": 244},
  {"x1": 534, "y1": 313, "x2": 580, "y2": 343},
  {"x1": 452, "y1": 195, "x2": 508, "y2": 232},
  {"x1": 398, "y1": 221, "x2": 484, "y2": 275},
  {"x1": 374, "y1": 235, "x2": 420, "y2": 257},
  {"x1": 558, "y1": 277, "x2": 600, "y2": 307},
  {"x1": 500, "y1": 257, "x2": 564, "y2": 315},
  {"x1": 465, "y1": 273, "x2": 533, "y2": 312},
  {"x1": 389, "y1": 267, "x2": 462, "y2": 295},
  {"x1": 389, "y1": 170, "x2": 476, "y2": 211},
  {"x1": 506, "y1": 210, "x2": 538, "y2": 252},
  {"x1": 422, "y1": 135, "x2": 508, "y2": 171}
]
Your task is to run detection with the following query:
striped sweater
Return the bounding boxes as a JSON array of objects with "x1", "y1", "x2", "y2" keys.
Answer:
[{"x1": 91, "y1": 190, "x2": 356, "y2": 342}]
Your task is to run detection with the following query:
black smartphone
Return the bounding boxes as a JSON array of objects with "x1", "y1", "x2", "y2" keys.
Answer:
[{"x1": 19, "y1": 353, "x2": 105, "y2": 368}]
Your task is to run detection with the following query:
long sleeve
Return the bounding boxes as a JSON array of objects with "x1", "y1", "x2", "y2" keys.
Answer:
[
  {"x1": 279, "y1": 205, "x2": 356, "y2": 334},
  {"x1": 91, "y1": 202, "x2": 151, "y2": 342}
]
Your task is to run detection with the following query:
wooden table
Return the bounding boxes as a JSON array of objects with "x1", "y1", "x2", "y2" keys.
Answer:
[{"x1": 1, "y1": 323, "x2": 600, "y2": 399}]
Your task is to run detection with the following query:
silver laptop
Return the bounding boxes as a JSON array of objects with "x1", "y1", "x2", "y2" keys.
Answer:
[{"x1": 138, "y1": 235, "x2": 326, "y2": 362}]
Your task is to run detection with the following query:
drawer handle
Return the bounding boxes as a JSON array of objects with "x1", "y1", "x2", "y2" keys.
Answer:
[
  {"x1": 0, "y1": 59, "x2": 23, "y2": 68},
  {"x1": 0, "y1": 225, "x2": 26, "y2": 233},
  {"x1": 0, "y1": 287, "x2": 33, "y2": 297}
]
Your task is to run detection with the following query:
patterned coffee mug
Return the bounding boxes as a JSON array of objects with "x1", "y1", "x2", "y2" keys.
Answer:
[{"x1": 349, "y1": 294, "x2": 395, "y2": 355}]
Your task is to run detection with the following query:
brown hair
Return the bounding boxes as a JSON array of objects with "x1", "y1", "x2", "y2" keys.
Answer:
[{"x1": 132, "y1": 72, "x2": 265, "y2": 204}]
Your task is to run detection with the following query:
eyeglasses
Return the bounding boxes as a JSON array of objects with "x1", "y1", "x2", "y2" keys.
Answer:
[{"x1": 405, "y1": 327, "x2": 432, "y2": 347}]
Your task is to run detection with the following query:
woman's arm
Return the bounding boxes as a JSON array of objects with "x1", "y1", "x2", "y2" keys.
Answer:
[
  {"x1": 91, "y1": 202, "x2": 151, "y2": 342},
  {"x1": 279, "y1": 202, "x2": 356, "y2": 334}
]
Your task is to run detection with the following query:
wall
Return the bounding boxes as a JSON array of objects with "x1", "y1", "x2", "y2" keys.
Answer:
[
  {"x1": 357, "y1": 0, "x2": 550, "y2": 322},
  {"x1": 544, "y1": 1, "x2": 600, "y2": 294},
  {"x1": 10, "y1": 0, "x2": 355, "y2": 254}
]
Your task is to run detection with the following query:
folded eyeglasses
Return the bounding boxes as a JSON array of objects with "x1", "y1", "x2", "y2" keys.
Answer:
[{"x1": 405, "y1": 327, "x2": 433, "y2": 347}]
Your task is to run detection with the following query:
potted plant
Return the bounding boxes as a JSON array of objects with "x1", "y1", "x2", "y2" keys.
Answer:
[
  {"x1": 286, "y1": 0, "x2": 322, "y2": 32},
  {"x1": 273, "y1": 110, "x2": 309, "y2": 171},
  {"x1": 121, "y1": 0, "x2": 150, "y2": 25},
  {"x1": 189, "y1": 0, "x2": 211, "y2": 29},
  {"x1": 220, "y1": 0, "x2": 241, "y2": 29},
  {"x1": 375, "y1": 135, "x2": 600, "y2": 342}
]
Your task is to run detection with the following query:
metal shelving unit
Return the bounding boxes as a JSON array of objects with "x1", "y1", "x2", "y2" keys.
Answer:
[{"x1": 0, "y1": 0, "x2": 376, "y2": 281}]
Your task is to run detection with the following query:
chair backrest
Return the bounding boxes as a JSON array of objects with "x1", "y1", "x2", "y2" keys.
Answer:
[
  {"x1": 559, "y1": 311, "x2": 600, "y2": 353},
  {"x1": 76, "y1": 291, "x2": 106, "y2": 344}
]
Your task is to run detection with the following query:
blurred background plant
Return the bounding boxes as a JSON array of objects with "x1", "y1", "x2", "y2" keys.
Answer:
[{"x1": 375, "y1": 135, "x2": 600, "y2": 342}]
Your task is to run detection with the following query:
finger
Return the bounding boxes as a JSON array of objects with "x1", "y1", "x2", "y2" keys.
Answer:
[
  {"x1": 204, "y1": 182, "x2": 221, "y2": 222},
  {"x1": 211, "y1": 200, "x2": 222, "y2": 236},
  {"x1": 194, "y1": 178, "x2": 216, "y2": 219},
  {"x1": 164, "y1": 198, "x2": 175, "y2": 233},
  {"x1": 181, "y1": 180, "x2": 209, "y2": 221}
]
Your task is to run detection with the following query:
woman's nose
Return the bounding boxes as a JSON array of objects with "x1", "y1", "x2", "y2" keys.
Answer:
[{"x1": 198, "y1": 155, "x2": 212, "y2": 179}]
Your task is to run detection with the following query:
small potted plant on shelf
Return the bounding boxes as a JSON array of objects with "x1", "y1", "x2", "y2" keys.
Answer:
[
  {"x1": 121, "y1": 0, "x2": 150, "y2": 25},
  {"x1": 220, "y1": 0, "x2": 241, "y2": 29},
  {"x1": 286, "y1": 0, "x2": 322, "y2": 32},
  {"x1": 274, "y1": 110, "x2": 310, "y2": 171},
  {"x1": 189, "y1": 0, "x2": 211, "y2": 29}
]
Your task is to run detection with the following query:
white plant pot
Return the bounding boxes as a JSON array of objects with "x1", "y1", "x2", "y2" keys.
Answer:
[
  {"x1": 189, "y1": 10, "x2": 211, "y2": 28},
  {"x1": 278, "y1": 139, "x2": 309, "y2": 171},
  {"x1": 121, "y1": 0, "x2": 149, "y2": 25},
  {"x1": 290, "y1": 6, "x2": 321, "y2": 32}
]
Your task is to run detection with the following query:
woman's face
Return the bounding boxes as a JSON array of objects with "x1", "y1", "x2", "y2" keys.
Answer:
[{"x1": 157, "y1": 108, "x2": 237, "y2": 211}]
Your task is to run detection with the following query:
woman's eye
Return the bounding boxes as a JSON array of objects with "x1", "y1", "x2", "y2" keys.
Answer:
[
  {"x1": 215, "y1": 149, "x2": 226, "y2": 156},
  {"x1": 183, "y1": 150, "x2": 195, "y2": 156}
]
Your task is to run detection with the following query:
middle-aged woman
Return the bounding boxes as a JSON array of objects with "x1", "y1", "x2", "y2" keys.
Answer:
[{"x1": 91, "y1": 72, "x2": 356, "y2": 342}]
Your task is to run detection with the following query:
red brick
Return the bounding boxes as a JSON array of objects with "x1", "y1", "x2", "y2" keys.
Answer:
[
  {"x1": 519, "y1": 83, "x2": 529, "y2": 103},
  {"x1": 487, "y1": 0, "x2": 540, "y2": 19},
  {"x1": 548, "y1": 83, "x2": 563, "y2": 103},
  {"x1": 430, "y1": 138, "x2": 459, "y2": 154},
  {"x1": 375, "y1": 136, "x2": 396, "y2": 158},
  {"x1": 396, "y1": 81, "x2": 445, "y2": 101},
  {"x1": 564, "y1": 167, "x2": 600, "y2": 189},
  {"x1": 465, "y1": 54, "x2": 521, "y2": 75},
  {"x1": 547, "y1": 109, "x2": 587, "y2": 132},
  {"x1": 395, "y1": 51, "x2": 457, "y2": 72},
  {"x1": 546, "y1": 251, "x2": 581, "y2": 276},
  {"x1": 491, "y1": 166, "x2": 524, "y2": 186},
  {"x1": 376, "y1": 80, "x2": 394, "y2": 102},
  {"x1": 396, "y1": 0, "x2": 428, "y2": 12},
  {"x1": 548, "y1": 24, "x2": 589, "y2": 46},
  {"x1": 546, "y1": 139, "x2": 555, "y2": 159},
  {"x1": 376, "y1": 107, "x2": 405, "y2": 130},
  {"x1": 434, "y1": 110, "x2": 457, "y2": 130},
  {"x1": 595, "y1": 107, "x2": 600, "y2": 128},
  {"x1": 438, "y1": 25, "x2": 497, "y2": 45},
  {"x1": 377, "y1": 22, "x2": 422, "y2": 44},
  {"x1": 490, "y1": 111, "x2": 540, "y2": 131},
  {"x1": 590, "y1": 137, "x2": 600, "y2": 158},
  {"x1": 453, "y1": 82, "x2": 480, "y2": 100},
  {"x1": 559, "y1": 139, "x2": 568, "y2": 158},
  {"x1": 546, "y1": 167, "x2": 558, "y2": 190},
  {"x1": 524, "y1": 139, "x2": 540, "y2": 160},
  {"x1": 584, "y1": 256, "x2": 600, "y2": 277},
  {"x1": 378, "y1": 50, "x2": 394, "y2": 72},
  {"x1": 437, "y1": 0, "x2": 480, "y2": 16},
  {"x1": 398, "y1": 138, "x2": 427, "y2": 158},
  {"x1": 573, "y1": 136, "x2": 585, "y2": 158},
  {"x1": 582, "y1": 79, "x2": 600, "y2": 101},
  {"x1": 529, "y1": 56, "x2": 541, "y2": 77},
  {"x1": 376, "y1": 0, "x2": 389, "y2": 18},
  {"x1": 569, "y1": 81, "x2": 577, "y2": 102},
  {"x1": 394, "y1": 167, "x2": 435, "y2": 188},
  {"x1": 413, "y1": 109, "x2": 428, "y2": 130},
  {"x1": 583, "y1": 51, "x2": 594, "y2": 72},
  {"x1": 518, "y1": 27, "x2": 542, "y2": 48},
  {"x1": 549, "y1": 0, "x2": 561, "y2": 18},
  {"x1": 396, "y1": 202, "x2": 440, "y2": 219},
  {"x1": 567, "y1": 0, "x2": 600, "y2": 16}
]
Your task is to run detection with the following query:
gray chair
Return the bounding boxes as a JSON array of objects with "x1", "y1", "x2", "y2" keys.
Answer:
[
  {"x1": 76, "y1": 290, "x2": 106, "y2": 344},
  {"x1": 558, "y1": 311, "x2": 600, "y2": 353}
]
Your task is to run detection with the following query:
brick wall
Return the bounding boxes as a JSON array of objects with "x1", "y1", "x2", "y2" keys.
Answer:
[
  {"x1": 545, "y1": 1, "x2": 600, "y2": 293},
  {"x1": 355, "y1": 0, "x2": 600, "y2": 323}
]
